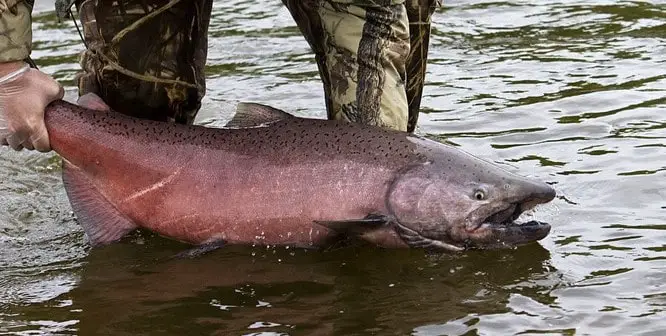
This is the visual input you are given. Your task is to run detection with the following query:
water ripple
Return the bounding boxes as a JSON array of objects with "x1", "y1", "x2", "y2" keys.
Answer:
[{"x1": 0, "y1": 0, "x2": 664, "y2": 334}]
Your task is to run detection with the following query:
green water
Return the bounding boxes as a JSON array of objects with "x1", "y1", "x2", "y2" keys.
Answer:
[{"x1": 1, "y1": 0, "x2": 665, "y2": 335}]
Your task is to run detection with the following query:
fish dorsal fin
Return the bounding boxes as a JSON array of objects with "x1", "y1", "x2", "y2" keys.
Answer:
[{"x1": 224, "y1": 102, "x2": 294, "y2": 128}]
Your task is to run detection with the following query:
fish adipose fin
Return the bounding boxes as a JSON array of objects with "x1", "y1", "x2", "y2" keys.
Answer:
[
  {"x1": 314, "y1": 214, "x2": 389, "y2": 235},
  {"x1": 225, "y1": 102, "x2": 295, "y2": 128},
  {"x1": 76, "y1": 93, "x2": 111, "y2": 112},
  {"x1": 62, "y1": 160, "x2": 137, "y2": 246}
]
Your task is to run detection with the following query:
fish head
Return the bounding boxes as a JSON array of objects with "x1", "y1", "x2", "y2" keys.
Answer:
[{"x1": 387, "y1": 137, "x2": 556, "y2": 252}]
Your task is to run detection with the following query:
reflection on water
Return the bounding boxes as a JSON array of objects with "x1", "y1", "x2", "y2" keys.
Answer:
[
  {"x1": 6, "y1": 240, "x2": 556, "y2": 335},
  {"x1": 1, "y1": 0, "x2": 665, "y2": 335}
]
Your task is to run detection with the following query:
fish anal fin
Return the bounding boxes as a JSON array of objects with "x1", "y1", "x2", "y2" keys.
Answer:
[
  {"x1": 314, "y1": 214, "x2": 389, "y2": 235},
  {"x1": 224, "y1": 102, "x2": 294, "y2": 128},
  {"x1": 171, "y1": 240, "x2": 227, "y2": 259},
  {"x1": 62, "y1": 161, "x2": 137, "y2": 246}
]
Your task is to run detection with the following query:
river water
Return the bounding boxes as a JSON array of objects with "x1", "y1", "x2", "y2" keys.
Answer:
[{"x1": 1, "y1": 0, "x2": 665, "y2": 335}]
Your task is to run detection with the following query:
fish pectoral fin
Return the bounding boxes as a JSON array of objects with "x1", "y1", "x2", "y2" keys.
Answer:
[
  {"x1": 224, "y1": 102, "x2": 295, "y2": 128},
  {"x1": 314, "y1": 214, "x2": 389, "y2": 235},
  {"x1": 62, "y1": 161, "x2": 138, "y2": 246}
]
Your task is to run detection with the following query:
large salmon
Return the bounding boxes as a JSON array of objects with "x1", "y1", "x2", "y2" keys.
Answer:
[{"x1": 5, "y1": 96, "x2": 556, "y2": 252}]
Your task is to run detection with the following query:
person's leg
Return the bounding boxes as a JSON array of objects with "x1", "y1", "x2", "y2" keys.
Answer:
[
  {"x1": 281, "y1": 0, "x2": 334, "y2": 119},
  {"x1": 404, "y1": 0, "x2": 440, "y2": 132},
  {"x1": 284, "y1": 0, "x2": 410, "y2": 132},
  {"x1": 74, "y1": 0, "x2": 212, "y2": 124}
]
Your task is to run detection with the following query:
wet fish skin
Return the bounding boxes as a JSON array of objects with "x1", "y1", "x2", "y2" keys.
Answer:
[{"x1": 39, "y1": 97, "x2": 555, "y2": 251}]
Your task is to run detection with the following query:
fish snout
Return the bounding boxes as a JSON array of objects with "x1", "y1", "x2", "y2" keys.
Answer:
[{"x1": 519, "y1": 181, "x2": 556, "y2": 212}]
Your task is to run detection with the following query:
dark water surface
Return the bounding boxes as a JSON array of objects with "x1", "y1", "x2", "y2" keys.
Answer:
[{"x1": 1, "y1": 0, "x2": 665, "y2": 335}]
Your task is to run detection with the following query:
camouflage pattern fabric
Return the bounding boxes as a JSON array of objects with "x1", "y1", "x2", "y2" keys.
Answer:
[
  {"x1": 283, "y1": 0, "x2": 440, "y2": 132},
  {"x1": 0, "y1": 0, "x2": 33, "y2": 63},
  {"x1": 2, "y1": 0, "x2": 439, "y2": 131},
  {"x1": 404, "y1": 0, "x2": 440, "y2": 132},
  {"x1": 74, "y1": 0, "x2": 212, "y2": 124},
  {"x1": 326, "y1": 0, "x2": 405, "y2": 5}
]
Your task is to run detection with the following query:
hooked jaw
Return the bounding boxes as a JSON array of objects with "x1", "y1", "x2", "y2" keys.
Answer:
[
  {"x1": 464, "y1": 181, "x2": 556, "y2": 249},
  {"x1": 466, "y1": 206, "x2": 550, "y2": 250}
]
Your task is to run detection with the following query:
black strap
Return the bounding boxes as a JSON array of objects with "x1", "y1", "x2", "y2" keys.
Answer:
[{"x1": 24, "y1": 56, "x2": 38, "y2": 70}]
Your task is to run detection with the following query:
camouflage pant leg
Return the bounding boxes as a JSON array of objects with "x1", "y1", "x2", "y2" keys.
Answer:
[
  {"x1": 283, "y1": 0, "x2": 440, "y2": 132},
  {"x1": 0, "y1": 0, "x2": 33, "y2": 63},
  {"x1": 404, "y1": 0, "x2": 440, "y2": 132},
  {"x1": 283, "y1": 0, "x2": 409, "y2": 131},
  {"x1": 73, "y1": 0, "x2": 212, "y2": 124}
]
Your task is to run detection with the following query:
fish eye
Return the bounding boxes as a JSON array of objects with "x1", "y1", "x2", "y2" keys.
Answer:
[{"x1": 474, "y1": 190, "x2": 486, "y2": 201}]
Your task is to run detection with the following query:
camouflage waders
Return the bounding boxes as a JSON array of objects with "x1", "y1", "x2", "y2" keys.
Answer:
[
  {"x1": 282, "y1": 0, "x2": 440, "y2": 132},
  {"x1": 5, "y1": 0, "x2": 440, "y2": 131},
  {"x1": 67, "y1": 0, "x2": 212, "y2": 124},
  {"x1": 0, "y1": 0, "x2": 33, "y2": 63}
]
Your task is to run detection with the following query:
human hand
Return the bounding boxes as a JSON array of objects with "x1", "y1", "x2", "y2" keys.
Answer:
[{"x1": 0, "y1": 62, "x2": 64, "y2": 152}]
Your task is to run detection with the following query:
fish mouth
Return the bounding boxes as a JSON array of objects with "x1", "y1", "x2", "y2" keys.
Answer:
[
  {"x1": 466, "y1": 203, "x2": 551, "y2": 249},
  {"x1": 394, "y1": 203, "x2": 551, "y2": 252},
  {"x1": 482, "y1": 203, "x2": 523, "y2": 227}
]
